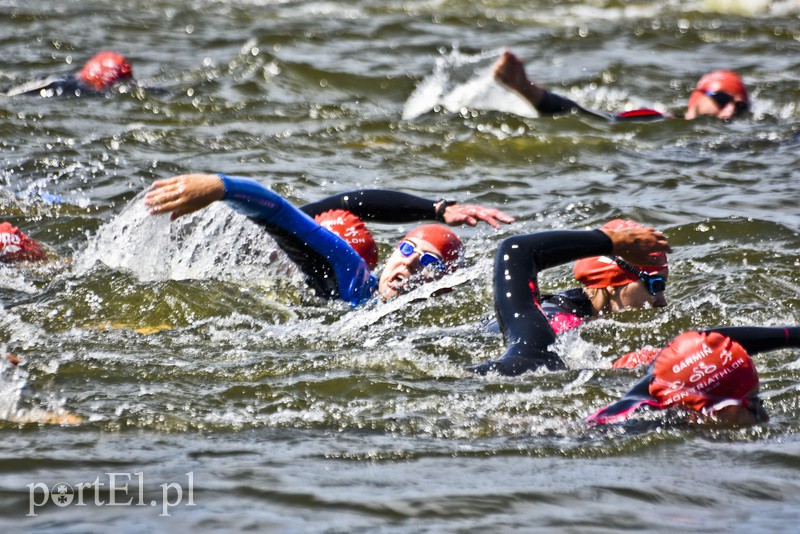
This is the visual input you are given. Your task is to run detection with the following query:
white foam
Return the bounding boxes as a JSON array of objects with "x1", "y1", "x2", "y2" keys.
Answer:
[
  {"x1": 75, "y1": 192, "x2": 298, "y2": 284},
  {"x1": 403, "y1": 49, "x2": 539, "y2": 120}
]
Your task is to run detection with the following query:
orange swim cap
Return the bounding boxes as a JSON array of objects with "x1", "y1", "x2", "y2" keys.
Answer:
[
  {"x1": 402, "y1": 224, "x2": 463, "y2": 271},
  {"x1": 573, "y1": 219, "x2": 668, "y2": 288},
  {"x1": 314, "y1": 209, "x2": 378, "y2": 270},
  {"x1": 687, "y1": 69, "x2": 748, "y2": 109},
  {"x1": 649, "y1": 331, "x2": 758, "y2": 413},
  {"x1": 79, "y1": 51, "x2": 132, "y2": 90}
]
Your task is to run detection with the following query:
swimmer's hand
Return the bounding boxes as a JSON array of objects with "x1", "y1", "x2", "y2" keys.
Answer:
[
  {"x1": 440, "y1": 203, "x2": 515, "y2": 229},
  {"x1": 603, "y1": 225, "x2": 672, "y2": 266},
  {"x1": 467, "y1": 348, "x2": 564, "y2": 376},
  {"x1": 145, "y1": 174, "x2": 225, "y2": 220}
]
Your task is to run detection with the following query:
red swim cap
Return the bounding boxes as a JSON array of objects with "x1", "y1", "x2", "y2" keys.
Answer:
[
  {"x1": 687, "y1": 69, "x2": 749, "y2": 109},
  {"x1": 403, "y1": 224, "x2": 463, "y2": 271},
  {"x1": 0, "y1": 222, "x2": 46, "y2": 263},
  {"x1": 573, "y1": 219, "x2": 668, "y2": 288},
  {"x1": 314, "y1": 209, "x2": 378, "y2": 270},
  {"x1": 79, "y1": 51, "x2": 132, "y2": 90},
  {"x1": 649, "y1": 331, "x2": 758, "y2": 413}
]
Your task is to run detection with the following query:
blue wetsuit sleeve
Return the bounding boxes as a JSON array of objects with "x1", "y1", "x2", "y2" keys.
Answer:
[{"x1": 220, "y1": 174, "x2": 377, "y2": 305}]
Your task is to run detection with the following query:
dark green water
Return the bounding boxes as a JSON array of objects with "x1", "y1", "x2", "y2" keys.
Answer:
[{"x1": 2, "y1": 0, "x2": 800, "y2": 531}]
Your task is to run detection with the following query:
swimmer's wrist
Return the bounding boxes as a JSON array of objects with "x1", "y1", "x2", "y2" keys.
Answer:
[
  {"x1": 217, "y1": 173, "x2": 231, "y2": 199},
  {"x1": 434, "y1": 199, "x2": 457, "y2": 221}
]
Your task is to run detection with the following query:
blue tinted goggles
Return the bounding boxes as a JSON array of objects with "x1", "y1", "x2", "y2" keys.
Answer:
[
  {"x1": 612, "y1": 256, "x2": 667, "y2": 296},
  {"x1": 398, "y1": 240, "x2": 446, "y2": 272}
]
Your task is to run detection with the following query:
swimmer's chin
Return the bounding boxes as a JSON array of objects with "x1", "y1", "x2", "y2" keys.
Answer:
[
  {"x1": 379, "y1": 277, "x2": 422, "y2": 300},
  {"x1": 380, "y1": 282, "x2": 409, "y2": 301}
]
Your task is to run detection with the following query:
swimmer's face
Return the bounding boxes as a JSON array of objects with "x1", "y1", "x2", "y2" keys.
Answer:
[
  {"x1": 600, "y1": 269, "x2": 668, "y2": 313},
  {"x1": 617, "y1": 270, "x2": 668, "y2": 309},
  {"x1": 709, "y1": 394, "x2": 768, "y2": 426},
  {"x1": 685, "y1": 91, "x2": 748, "y2": 121},
  {"x1": 378, "y1": 237, "x2": 447, "y2": 300}
]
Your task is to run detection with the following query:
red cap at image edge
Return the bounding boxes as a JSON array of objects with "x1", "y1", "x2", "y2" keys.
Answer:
[{"x1": 314, "y1": 210, "x2": 378, "y2": 270}]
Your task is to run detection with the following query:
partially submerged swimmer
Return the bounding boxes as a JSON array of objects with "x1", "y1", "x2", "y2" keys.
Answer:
[
  {"x1": 0, "y1": 222, "x2": 47, "y2": 263},
  {"x1": 377, "y1": 223, "x2": 463, "y2": 300},
  {"x1": 588, "y1": 327, "x2": 800, "y2": 426},
  {"x1": 471, "y1": 219, "x2": 671, "y2": 376},
  {"x1": 492, "y1": 49, "x2": 750, "y2": 122},
  {"x1": 144, "y1": 173, "x2": 513, "y2": 305},
  {"x1": 2, "y1": 50, "x2": 133, "y2": 97}
]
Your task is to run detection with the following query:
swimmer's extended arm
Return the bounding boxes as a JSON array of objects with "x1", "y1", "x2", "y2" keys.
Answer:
[
  {"x1": 701, "y1": 326, "x2": 800, "y2": 355},
  {"x1": 469, "y1": 227, "x2": 671, "y2": 376},
  {"x1": 301, "y1": 190, "x2": 514, "y2": 229},
  {"x1": 470, "y1": 230, "x2": 614, "y2": 376},
  {"x1": 493, "y1": 50, "x2": 610, "y2": 120},
  {"x1": 614, "y1": 326, "x2": 800, "y2": 369},
  {"x1": 145, "y1": 174, "x2": 225, "y2": 220},
  {"x1": 146, "y1": 174, "x2": 375, "y2": 304}
]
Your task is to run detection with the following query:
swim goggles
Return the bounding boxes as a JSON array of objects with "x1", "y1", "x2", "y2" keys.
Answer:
[
  {"x1": 612, "y1": 256, "x2": 667, "y2": 296},
  {"x1": 703, "y1": 90, "x2": 749, "y2": 115},
  {"x1": 397, "y1": 240, "x2": 446, "y2": 272}
]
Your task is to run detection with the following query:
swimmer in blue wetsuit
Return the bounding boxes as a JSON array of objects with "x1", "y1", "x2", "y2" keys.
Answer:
[
  {"x1": 493, "y1": 50, "x2": 749, "y2": 122},
  {"x1": 144, "y1": 173, "x2": 514, "y2": 305},
  {"x1": 470, "y1": 219, "x2": 671, "y2": 376},
  {"x1": 2, "y1": 51, "x2": 133, "y2": 97},
  {"x1": 587, "y1": 326, "x2": 800, "y2": 426}
]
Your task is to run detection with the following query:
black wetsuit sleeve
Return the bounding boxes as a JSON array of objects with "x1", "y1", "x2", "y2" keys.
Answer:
[
  {"x1": 300, "y1": 190, "x2": 437, "y2": 222},
  {"x1": 469, "y1": 229, "x2": 612, "y2": 375},
  {"x1": 701, "y1": 326, "x2": 800, "y2": 355},
  {"x1": 537, "y1": 90, "x2": 612, "y2": 120},
  {"x1": 2, "y1": 74, "x2": 82, "y2": 97}
]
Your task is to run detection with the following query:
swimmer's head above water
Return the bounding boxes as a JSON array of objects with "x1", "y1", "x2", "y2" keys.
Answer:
[
  {"x1": 79, "y1": 51, "x2": 132, "y2": 91},
  {"x1": 588, "y1": 330, "x2": 767, "y2": 426},
  {"x1": 378, "y1": 224, "x2": 463, "y2": 300},
  {"x1": 574, "y1": 219, "x2": 669, "y2": 314},
  {"x1": 685, "y1": 69, "x2": 749, "y2": 121}
]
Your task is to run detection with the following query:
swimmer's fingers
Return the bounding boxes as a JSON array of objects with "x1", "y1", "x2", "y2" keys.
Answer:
[
  {"x1": 606, "y1": 227, "x2": 672, "y2": 265},
  {"x1": 144, "y1": 174, "x2": 224, "y2": 219},
  {"x1": 443, "y1": 204, "x2": 515, "y2": 229}
]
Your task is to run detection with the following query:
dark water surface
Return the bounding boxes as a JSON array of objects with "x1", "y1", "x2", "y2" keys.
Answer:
[{"x1": 2, "y1": 0, "x2": 800, "y2": 531}]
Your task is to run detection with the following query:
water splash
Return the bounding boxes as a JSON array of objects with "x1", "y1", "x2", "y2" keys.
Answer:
[
  {"x1": 0, "y1": 350, "x2": 25, "y2": 421},
  {"x1": 402, "y1": 48, "x2": 539, "y2": 120},
  {"x1": 74, "y1": 191, "x2": 299, "y2": 284}
]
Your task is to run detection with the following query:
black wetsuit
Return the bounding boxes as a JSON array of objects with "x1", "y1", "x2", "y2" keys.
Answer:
[
  {"x1": 299, "y1": 189, "x2": 444, "y2": 223},
  {"x1": 471, "y1": 229, "x2": 613, "y2": 375},
  {"x1": 588, "y1": 326, "x2": 800, "y2": 423},
  {"x1": 1, "y1": 74, "x2": 94, "y2": 97},
  {"x1": 536, "y1": 90, "x2": 668, "y2": 122}
]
